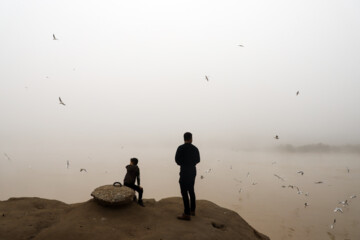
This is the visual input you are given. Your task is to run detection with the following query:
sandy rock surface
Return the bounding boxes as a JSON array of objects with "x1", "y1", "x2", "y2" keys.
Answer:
[{"x1": 0, "y1": 197, "x2": 270, "y2": 240}]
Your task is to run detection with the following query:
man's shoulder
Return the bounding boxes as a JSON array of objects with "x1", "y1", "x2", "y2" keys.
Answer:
[
  {"x1": 190, "y1": 144, "x2": 199, "y2": 150},
  {"x1": 127, "y1": 165, "x2": 139, "y2": 170},
  {"x1": 177, "y1": 144, "x2": 185, "y2": 150}
]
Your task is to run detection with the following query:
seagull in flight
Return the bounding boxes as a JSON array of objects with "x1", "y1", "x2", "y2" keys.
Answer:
[
  {"x1": 53, "y1": 34, "x2": 58, "y2": 40},
  {"x1": 205, "y1": 75, "x2": 209, "y2": 82},
  {"x1": 233, "y1": 178, "x2": 242, "y2": 183},
  {"x1": 330, "y1": 219, "x2": 336, "y2": 229},
  {"x1": 4, "y1": 153, "x2": 11, "y2": 161},
  {"x1": 297, "y1": 171, "x2": 304, "y2": 175},
  {"x1": 274, "y1": 174, "x2": 285, "y2": 181},
  {"x1": 334, "y1": 207, "x2": 343, "y2": 213},
  {"x1": 339, "y1": 200, "x2": 349, "y2": 206},
  {"x1": 80, "y1": 168, "x2": 87, "y2": 173},
  {"x1": 59, "y1": 97, "x2": 66, "y2": 106},
  {"x1": 274, "y1": 135, "x2": 279, "y2": 140}
]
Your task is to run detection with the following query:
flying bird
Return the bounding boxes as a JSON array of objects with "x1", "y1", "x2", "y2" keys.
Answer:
[
  {"x1": 297, "y1": 171, "x2": 304, "y2": 175},
  {"x1": 274, "y1": 135, "x2": 279, "y2": 140},
  {"x1": 53, "y1": 34, "x2": 58, "y2": 40},
  {"x1": 80, "y1": 168, "x2": 87, "y2": 173},
  {"x1": 339, "y1": 200, "x2": 349, "y2": 206},
  {"x1": 330, "y1": 219, "x2": 336, "y2": 229},
  {"x1": 4, "y1": 153, "x2": 11, "y2": 161},
  {"x1": 274, "y1": 174, "x2": 285, "y2": 181},
  {"x1": 59, "y1": 97, "x2": 66, "y2": 106},
  {"x1": 334, "y1": 207, "x2": 343, "y2": 213},
  {"x1": 233, "y1": 178, "x2": 242, "y2": 183},
  {"x1": 205, "y1": 75, "x2": 209, "y2": 82}
]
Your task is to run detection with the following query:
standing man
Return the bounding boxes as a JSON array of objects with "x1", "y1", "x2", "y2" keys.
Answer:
[{"x1": 175, "y1": 132, "x2": 200, "y2": 220}]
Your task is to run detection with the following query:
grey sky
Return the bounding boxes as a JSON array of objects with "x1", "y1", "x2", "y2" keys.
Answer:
[{"x1": 1, "y1": 0, "x2": 360, "y2": 153}]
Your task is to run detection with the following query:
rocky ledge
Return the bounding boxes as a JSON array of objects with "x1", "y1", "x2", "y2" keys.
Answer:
[{"x1": 0, "y1": 197, "x2": 270, "y2": 240}]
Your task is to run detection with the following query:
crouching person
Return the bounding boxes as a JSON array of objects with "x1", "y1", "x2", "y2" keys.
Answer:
[{"x1": 123, "y1": 158, "x2": 144, "y2": 207}]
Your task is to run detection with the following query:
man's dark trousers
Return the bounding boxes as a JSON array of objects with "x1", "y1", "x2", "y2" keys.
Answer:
[{"x1": 179, "y1": 174, "x2": 196, "y2": 215}]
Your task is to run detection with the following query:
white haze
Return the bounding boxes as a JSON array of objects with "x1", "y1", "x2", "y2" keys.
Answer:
[
  {"x1": 1, "y1": 1, "x2": 360, "y2": 239},
  {"x1": 1, "y1": 0, "x2": 360, "y2": 153}
]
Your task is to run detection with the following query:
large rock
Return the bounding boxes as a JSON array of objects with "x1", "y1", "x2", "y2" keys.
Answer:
[{"x1": 91, "y1": 182, "x2": 135, "y2": 207}]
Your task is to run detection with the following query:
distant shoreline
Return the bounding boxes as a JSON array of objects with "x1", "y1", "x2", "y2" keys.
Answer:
[{"x1": 276, "y1": 143, "x2": 360, "y2": 154}]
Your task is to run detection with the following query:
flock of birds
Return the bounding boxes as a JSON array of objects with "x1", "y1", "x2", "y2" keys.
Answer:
[
  {"x1": 200, "y1": 160, "x2": 358, "y2": 233},
  {"x1": 195, "y1": 84, "x2": 357, "y2": 235}
]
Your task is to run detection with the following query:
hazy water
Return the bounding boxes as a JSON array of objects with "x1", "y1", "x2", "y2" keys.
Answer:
[{"x1": 1, "y1": 148, "x2": 359, "y2": 240}]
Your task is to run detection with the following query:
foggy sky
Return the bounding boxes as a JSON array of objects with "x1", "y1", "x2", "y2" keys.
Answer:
[{"x1": 1, "y1": 0, "x2": 360, "y2": 156}]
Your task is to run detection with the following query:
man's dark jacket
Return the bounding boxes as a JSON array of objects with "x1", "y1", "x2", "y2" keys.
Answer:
[{"x1": 175, "y1": 143, "x2": 200, "y2": 178}]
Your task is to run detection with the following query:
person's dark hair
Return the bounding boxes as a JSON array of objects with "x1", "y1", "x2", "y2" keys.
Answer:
[
  {"x1": 130, "y1": 158, "x2": 138, "y2": 165},
  {"x1": 184, "y1": 132, "x2": 192, "y2": 141}
]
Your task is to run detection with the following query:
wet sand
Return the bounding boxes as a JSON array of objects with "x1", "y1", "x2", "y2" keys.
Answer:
[{"x1": 1, "y1": 147, "x2": 359, "y2": 240}]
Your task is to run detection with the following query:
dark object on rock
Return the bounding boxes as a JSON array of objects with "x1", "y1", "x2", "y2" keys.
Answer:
[
  {"x1": 91, "y1": 183, "x2": 135, "y2": 207},
  {"x1": 212, "y1": 222, "x2": 226, "y2": 230}
]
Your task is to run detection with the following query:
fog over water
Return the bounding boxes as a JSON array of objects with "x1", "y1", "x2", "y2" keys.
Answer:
[{"x1": 1, "y1": 1, "x2": 360, "y2": 240}]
